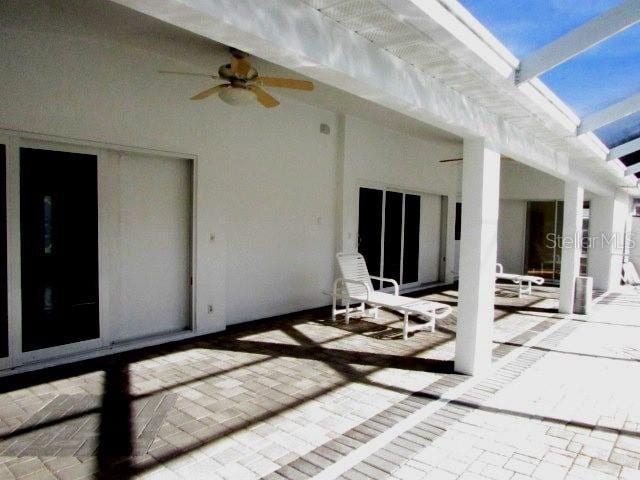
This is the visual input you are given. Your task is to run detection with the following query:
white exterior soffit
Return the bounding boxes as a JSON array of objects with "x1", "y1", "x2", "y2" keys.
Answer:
[
  {"x1": 579, "y1": 93, "x2": 640, "y2": 135},
  {"x1": 516, "y1": 0, "x2": 640, "y2": 84},
  {"x1": 109, "y1": 0, "x2": 636, "y2": 195}
]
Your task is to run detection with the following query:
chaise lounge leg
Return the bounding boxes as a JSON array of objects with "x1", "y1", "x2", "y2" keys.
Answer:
[
  {"x1": 345, "y1": 300, "x2": 350, "y2": 324},
  {"x1": 332, "y1": 295, "x2": 337, "y2": 320},
  {"x1": 403, "y1": 313, "x2": 408, "y2": 340}
]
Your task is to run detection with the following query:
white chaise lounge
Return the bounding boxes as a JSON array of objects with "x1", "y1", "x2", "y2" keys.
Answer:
[
  {"x1": 332, "y1": 253, "x2": 452, "y2": 340},
  {"x1": 495, "y1": 263, "x2": 544, "y2": 298}
]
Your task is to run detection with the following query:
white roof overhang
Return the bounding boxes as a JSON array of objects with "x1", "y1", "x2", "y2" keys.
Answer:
[{"x1": 110, "y1": 0, "x2": 639, "y2": 196}]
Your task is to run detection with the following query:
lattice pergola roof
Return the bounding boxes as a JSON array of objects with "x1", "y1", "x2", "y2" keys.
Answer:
[{"x1": 460, "y1": 0, "x2": 640, "y2": 178}]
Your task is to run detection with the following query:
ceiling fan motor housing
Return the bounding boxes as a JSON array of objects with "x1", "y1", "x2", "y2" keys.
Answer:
[{"x1": 218, "y1": 63, "x2": 258, "y2": 81}]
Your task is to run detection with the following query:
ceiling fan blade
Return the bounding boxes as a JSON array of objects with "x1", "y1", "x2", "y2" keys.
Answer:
[
  {"x1": 231, "y1": 56, "x2": 252, "y2": 77},
  {"x1": 439, "y1": 157, "x2": 514, "y2": 163},
  {"x1": 190, "y1": 84, "x2": 227, "y2": 100},
  {"x1": 159, "y1": 70, "x2": 218, "y2": 79},
  {"x1": 257, "y1": 77, "x2": 314, "y2": 91},
  {"x1": 248, "y1": 86, "x2": 280, "y2": 108}
]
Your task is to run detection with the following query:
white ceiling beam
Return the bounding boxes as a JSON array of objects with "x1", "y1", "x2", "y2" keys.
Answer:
[
  {"x1": 516, "y1": 0, "x2": 640, "y2": 84},
  {"x1": 626, "y1": 162, "x2": 640, "y2": 176},
  {"x1": 578, "y1": 92, "x2": 640, "y2": 134},
  {"x1": 608, "y1": 137, "x2": 640, "y2": 161}
]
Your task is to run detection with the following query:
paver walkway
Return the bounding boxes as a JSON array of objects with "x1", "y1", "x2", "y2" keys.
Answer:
[{"x1": 0, "y1": 284, "x2": 638, "y2": 480}]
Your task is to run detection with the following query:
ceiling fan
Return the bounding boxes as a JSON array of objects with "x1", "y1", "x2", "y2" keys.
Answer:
[{"x1": 160, "y1": 48, "x2": 314, "y2": 108}]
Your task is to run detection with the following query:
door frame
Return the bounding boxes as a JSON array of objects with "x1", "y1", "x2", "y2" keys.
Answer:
[
  {"x1": 0, "y1": 131, "x2": 197, "y2": 369},
  {"x1": 13, "y1": 139, "x2": 106, "y2": 365},
  {"x1": 0, "y1": 135, "x2": 12, "y2": 370}
]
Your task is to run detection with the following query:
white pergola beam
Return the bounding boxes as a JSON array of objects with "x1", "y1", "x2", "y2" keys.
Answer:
[
  {"x1": 517, "y1": 0, "x2": 640, "y2": 84},
  {"x1": 626, "y1": 162, "x2": 640, "y2": 176},
  {"x1": 579, "y1": 92, "x2": 640, "y2": 134},
  {"x1": 607, "y1": 137, "x2": 640, "y2": 161}
]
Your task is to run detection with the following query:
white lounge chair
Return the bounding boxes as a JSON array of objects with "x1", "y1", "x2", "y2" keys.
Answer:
[
  {"x1": 495, "y1": 263, "x2": 544, "y2": 298},
  {"x1": 332, "y1": 253, "x2": 452, "y2": 340}
]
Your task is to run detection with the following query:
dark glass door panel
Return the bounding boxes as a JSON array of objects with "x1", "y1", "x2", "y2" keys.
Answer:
[
  {"x1": 402, "y1": 194, "x2": 420, "y2": 284},
  {"x1": 526, "y1": 201, "x2": 562, "y2": 281},
  {"x1": 455, "y1": 203, "x2": 462, "y2": 240},
  {"x1": 383, "y1": 191, "x2": 403, "y2": 283},
  {"x1": 581, "y1": 202, "x2": 590, "y2": 276},
  {"x1": 358, "y1": 188, "x2": 383, "y2": 285},
  {"x1": 20, "y1": 148, "x2": 99, "y2": 352},
  {"x1": 0, "y1": 145, "x2": 6, "y2": 358}
]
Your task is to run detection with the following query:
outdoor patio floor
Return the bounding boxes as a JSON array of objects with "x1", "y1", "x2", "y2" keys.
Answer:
[{"x1": 1, "y1": 284, "x2": 640, "y2": 480}]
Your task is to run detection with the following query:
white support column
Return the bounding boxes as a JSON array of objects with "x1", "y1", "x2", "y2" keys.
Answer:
[
  {"x1": 455, "y1": 139, "x2": 500, "y2": 376},
  {"x1": 559, "y1": 182, "x2": 584, "y2": 314},
  {"x1": 589, "y1": 191, "x2": 632, "y2": 291}
]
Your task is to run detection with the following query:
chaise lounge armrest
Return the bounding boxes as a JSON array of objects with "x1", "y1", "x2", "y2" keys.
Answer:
[{"x1": 369, "y1": 275, "x2": 399, "y2": 296}]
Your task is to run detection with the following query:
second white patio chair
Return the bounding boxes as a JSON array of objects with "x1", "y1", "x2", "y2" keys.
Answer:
[
  {"x1": 495, "y1": 263, "x2": 544, "y2": 298},
  {"x1": 332, "y1": 253, "x2": 452, "y2": 340}
]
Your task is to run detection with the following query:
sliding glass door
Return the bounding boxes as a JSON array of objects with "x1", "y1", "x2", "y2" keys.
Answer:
[
  {"x1": 20, "y1": 148, "x2": 100, "y2": 352},
  {"x1": 525, "y1": 201, "x2": 563, "y2": 282},
  {"x1": 358, "y1": 187, "x2": 421, "y2": 289}
]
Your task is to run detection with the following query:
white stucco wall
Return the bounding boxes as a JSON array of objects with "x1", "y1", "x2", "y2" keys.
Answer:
[
  {"x1": 0, "y1": 23, "x2": 465, "y2": 342},
  {"x1": 0, "y1": 27, "x2": 341, "y2": 331},
  {"x1": 497, "y1": 200, "x2": 527, "y2": 274},
  {"x1": 500, "y1": 162, "x2": 564, "y2": 201}
]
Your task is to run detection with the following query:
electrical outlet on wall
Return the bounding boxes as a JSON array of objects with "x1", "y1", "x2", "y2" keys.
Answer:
[{"x1": 207, "y1": 304, "x2": 214, "y2": 314}]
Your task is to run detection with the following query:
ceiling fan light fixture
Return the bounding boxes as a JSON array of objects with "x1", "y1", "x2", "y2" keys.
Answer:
[{"x1": 218, "y1": 86, "x2": 255, "y2": 106}]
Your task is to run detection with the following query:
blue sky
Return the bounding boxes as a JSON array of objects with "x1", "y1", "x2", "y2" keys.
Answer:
[{"x1": 459, "y1": 0, "x2": 640, "y2": 148}]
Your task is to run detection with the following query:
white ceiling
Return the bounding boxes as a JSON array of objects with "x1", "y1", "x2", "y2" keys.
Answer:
[{"x1": 0, "y1": 0, "x2": 461, "y2": 145}]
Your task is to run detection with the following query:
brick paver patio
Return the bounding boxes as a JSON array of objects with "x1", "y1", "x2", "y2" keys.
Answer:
[{"x1": 1, "y1": 284, "x2": 639, "y2": 480}]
